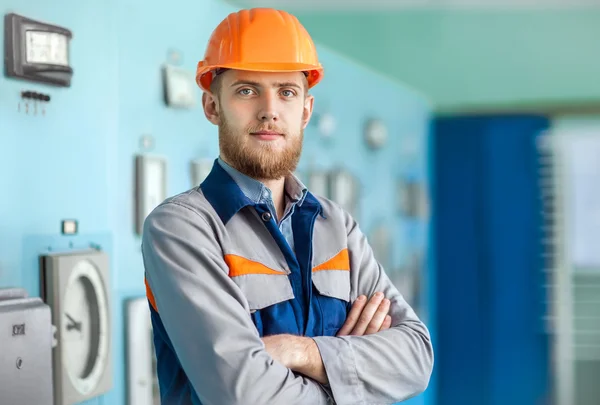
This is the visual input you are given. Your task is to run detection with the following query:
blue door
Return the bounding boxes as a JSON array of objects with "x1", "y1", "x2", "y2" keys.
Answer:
[{"x1": 432, "y1": 115, "x2": 552, "y2": 405}]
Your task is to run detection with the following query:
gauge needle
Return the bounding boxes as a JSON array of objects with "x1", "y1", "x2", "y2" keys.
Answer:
[{"x1": 65, "y1": 313, "x2": 82, "y2": 332}]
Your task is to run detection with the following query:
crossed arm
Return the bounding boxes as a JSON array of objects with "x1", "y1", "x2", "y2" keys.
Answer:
[
  {"x1": 263, "y1": 292, "x2": 393, "y2": 385},
  {"x1": 260, "y1": 211, "x2": 434, "y2": 404},
  {"x1": 142, "y1": 201, "x2": 433, "y2": 405}
]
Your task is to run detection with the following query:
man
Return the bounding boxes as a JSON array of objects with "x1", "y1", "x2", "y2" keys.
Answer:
[{"x1": 142, "y1": 7, "x2": 433, "y2": 405}]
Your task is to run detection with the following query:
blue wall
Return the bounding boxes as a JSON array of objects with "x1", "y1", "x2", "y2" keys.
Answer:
[{"x1": 0, "y1": 1, "x2": 432, "y2": 404}]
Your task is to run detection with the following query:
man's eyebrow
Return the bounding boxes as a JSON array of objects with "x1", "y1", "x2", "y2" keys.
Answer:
[
  {"x1": 230, "y1": 80, "x2": 261, "y2": 88},
  {"x1": 230, "y1": 80, "x2": 302, "y2": 89},
  {"x1": 273, "y1": 81, "x2": 302, "y2": 89}
]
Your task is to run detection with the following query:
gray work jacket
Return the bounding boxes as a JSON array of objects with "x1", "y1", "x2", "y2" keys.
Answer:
[{"x1": 142, "y1": 160, "x2": 434, "y2": 405}]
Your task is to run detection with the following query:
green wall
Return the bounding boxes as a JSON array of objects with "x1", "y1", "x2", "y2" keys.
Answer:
[{"x1": 289, "y1": 9, "x2": 600, "y2": 111}]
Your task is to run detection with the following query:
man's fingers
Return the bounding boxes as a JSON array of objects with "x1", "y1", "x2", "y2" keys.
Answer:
[
  {"x1": 349, "y1": 293, "x2": 384, "y2": 336},
  {"x1": 364, "y1": 298, "x2": 390, "y2": 335},
  {"x1": 379, "y1": 314, "x2": 392, "y2": 332},
  {"x1": 336, "y1": 295, "x2": 367, "y2": 336}
]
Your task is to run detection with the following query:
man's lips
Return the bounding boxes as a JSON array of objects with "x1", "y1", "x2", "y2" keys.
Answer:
[{"x1": 251, "y1": 130, "x2": 283, "y2": 140}]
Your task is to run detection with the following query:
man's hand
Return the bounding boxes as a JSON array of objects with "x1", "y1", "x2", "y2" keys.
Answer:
[
  {"x1": 261, "y1": 292, "x2": 391, "y2": 385},
  {"x1": 262, "y1": 334, "x2": 328, "y2": 384},
  {"x1": 337, "y1": 292, "x2": 392, "y2": 336}
]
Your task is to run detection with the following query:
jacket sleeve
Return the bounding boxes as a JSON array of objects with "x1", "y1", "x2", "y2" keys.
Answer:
[
  {"x1": 312, "y1": 210, "x2": 434, "y2": 405},
  {"x1": 142, "y1": 201, "x2": 333, "y2": 405}
]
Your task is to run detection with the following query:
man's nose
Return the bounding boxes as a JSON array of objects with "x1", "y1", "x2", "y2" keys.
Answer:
[{"x1": 257, "y1": 93, "x2": 279, "y2": 122}]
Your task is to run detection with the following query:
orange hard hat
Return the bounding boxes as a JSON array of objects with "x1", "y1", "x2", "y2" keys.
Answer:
[{"x1": 196, "y1": 8, "x2": 324, "y2": 93}]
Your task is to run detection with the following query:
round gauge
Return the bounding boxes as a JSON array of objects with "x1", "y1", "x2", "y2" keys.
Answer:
[
  {"x1": 364, "y1": 118, "x2": 388, "y2": 149},
  {"x1": 318, "y1": 113, "x2": 336, "y2": 137},
  {"x1": 61, "y1": 259, "x2": 109, "y2": 395}
]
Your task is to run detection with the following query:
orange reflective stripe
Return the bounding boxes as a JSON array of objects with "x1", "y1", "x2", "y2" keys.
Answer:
[
  {"x1": 312, "y1": 249, "x2": 350, "y2": 272},
  {"x1": 225, "y1": 254, "x2": 285, "y2": 277},
  {"x1": 145, "y1": 278, "x2": 158, "y2": 312}
]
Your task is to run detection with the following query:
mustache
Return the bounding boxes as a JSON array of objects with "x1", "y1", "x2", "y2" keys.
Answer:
[{"x1": 248, "y1": 124, "x2": 287, "y2": 136}]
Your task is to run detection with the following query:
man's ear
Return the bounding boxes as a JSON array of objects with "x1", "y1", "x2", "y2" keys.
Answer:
[
  {"x1": 202, "y1": 92, "x2": 220, "y2": 125},
  {"x1": 301, "y1": 94, "x2": 315, "y2": 129}
]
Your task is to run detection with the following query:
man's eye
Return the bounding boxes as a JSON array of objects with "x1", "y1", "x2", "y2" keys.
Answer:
[
  {"x1": 239, "y1": 89, "x2": 254, "y2": 96},
  {"x1": 281, "y1": 90, "x2": 295, "y2": 97}
]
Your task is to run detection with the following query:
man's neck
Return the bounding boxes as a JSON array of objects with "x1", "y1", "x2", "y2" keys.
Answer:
[
  {"x1": 217, "y1": 156, "x2": 289, "y2": 221},
  {"x1": 260, "y1": 177, "x2": 286, "y2": 221}
]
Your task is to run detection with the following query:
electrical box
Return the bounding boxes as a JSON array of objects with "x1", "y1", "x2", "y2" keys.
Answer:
[{"x1": 0, "y1": 288, "x2": 54, "y2": 405}]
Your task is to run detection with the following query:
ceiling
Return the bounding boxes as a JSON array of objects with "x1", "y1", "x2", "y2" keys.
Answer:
[
  {"x1": 228, "y1": 0, "x2": 600, "y2": 11},
  {"x1": 223, "y1": 1, "x2": 600, "y2": 112}
]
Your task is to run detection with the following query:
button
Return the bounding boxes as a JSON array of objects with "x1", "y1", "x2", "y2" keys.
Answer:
[{"x1": 261, "y1": 212, "x2": 272, "y2": 222}]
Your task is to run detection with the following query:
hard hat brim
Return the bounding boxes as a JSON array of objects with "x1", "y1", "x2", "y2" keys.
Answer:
[{"x1": 196, "y1": 61, "x2": 324, "y2": 92}]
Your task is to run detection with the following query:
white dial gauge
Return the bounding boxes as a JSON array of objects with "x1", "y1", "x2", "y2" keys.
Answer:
[
  {"x1": 40, "y1": 250, "x2": 113, "y2": 405},
  {"x1": 62, "y1": 259, "x2": 109, "y2": 396},
  {"x1": 25, "y1": 31, "x2": 69, "y2": 66},
  {"x1": 317, "y1": 113, "x2": 336, "y2": 137},
  {"x1": 364, "y1": 118, "x2": 388, "y2": 149}
]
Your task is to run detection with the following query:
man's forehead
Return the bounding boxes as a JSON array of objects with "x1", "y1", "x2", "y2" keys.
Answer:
[{"x1": 223, "y1": 70, "x2": 305, "y2": 86}]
